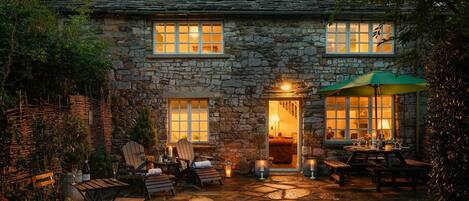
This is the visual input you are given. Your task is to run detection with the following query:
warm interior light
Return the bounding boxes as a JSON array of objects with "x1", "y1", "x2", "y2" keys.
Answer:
[
  {"x1": 280, "y1": 82, "x2": 292, "y2": 91},
  {"x1": 225, "y1": 164, "x2": 232, "y2": 177},
  {"x1": 378, "y1": 119, "x2": 390, "y2": 130},
  {"x1": 270, "y1": 114, "x2": 280, "y2": 123}
]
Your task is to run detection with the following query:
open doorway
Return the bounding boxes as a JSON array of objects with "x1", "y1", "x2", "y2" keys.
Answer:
[{"x1": 268, "y1": 100, "x2": 300, "y2": 170}]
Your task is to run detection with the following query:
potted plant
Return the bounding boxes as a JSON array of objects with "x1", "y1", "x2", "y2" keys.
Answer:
[{"x1": 129, "y1": 108, "x2": 157, "y2": 150}]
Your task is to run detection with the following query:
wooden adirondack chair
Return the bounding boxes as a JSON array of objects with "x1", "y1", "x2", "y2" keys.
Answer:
[
  {"x1": 120, "y1": 141, "x2": 175, "y2": 197},
  {"x1": 176, "y1": 139, "x2": 222, "y2": 187}
]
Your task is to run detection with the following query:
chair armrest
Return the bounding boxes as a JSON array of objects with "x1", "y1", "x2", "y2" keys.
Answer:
[
  {"x1": 199, "y1": 155, "x2": 214, "y2": 160},
  {"x1": 176, "y1": 158, "x2": 191, "y2": 168}
]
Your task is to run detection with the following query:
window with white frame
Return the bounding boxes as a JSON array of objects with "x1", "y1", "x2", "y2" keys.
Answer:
[
  {"x1": 325, "y1": 96, "x2": 394, "y2": 142},
  {"x1": 169, "y1": 99, "x2": 209, "y2": 143},
  {"x1": 326, "y1": 22, "x2": 394, "y2": 54},
  {"x1": 154, "y1": 21, "x2": 223, "y2": 54}
]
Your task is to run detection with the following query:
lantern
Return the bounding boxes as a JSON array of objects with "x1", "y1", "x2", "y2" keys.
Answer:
[
  {"x1": 255, "y1": 159, "x2": 269, "y2": 180},
  {"x1": 303, "y1": 158, "x2": 317, "y2": 178},
  {"x1": 224, "y1": 160, "x2": 232, "y2": 177}
]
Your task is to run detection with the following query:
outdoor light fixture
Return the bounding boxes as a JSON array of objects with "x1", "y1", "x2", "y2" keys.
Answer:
[
  {"x1": 224, "y1": 160, "x2": 232, "y2": 177},
  {"x1": 280, "y1": 82, "x2": 292, "y2": 91}
]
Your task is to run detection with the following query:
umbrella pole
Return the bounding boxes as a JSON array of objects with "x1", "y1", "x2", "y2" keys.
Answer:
[{"x1": 374, "y1": 86, "x2": 379, "y2": 144}]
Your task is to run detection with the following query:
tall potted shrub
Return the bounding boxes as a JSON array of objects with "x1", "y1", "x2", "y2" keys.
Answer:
[{"x1": 129, "y1": 108, "x2": 157, "y2": 151}]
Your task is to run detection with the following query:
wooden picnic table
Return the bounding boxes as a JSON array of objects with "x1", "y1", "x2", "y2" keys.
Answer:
[
  {"x1": 73, "y1": 178, "x2": 129, "y2": 201},
  {"x1": 344, "y1": 146, "x2": 408, "y2": 168}
]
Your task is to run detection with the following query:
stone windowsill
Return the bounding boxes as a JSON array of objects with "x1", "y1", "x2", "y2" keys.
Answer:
[
  {"x1": 323, "y1": 53, "x2": 396, "y2": 58},
  {"x1": 146, "y1": 54, "x2": 231, "y2": 59},
  {"x1": 167, "y1": 143, "x2": 215, "y2": 149}
]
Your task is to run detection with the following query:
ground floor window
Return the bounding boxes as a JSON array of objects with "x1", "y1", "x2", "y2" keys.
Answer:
[
  {"x1": 169, "y1": 99, "x2": 209, "y2": 143},
  {"x1": 325, "y1": 96, "x2": 394, "y2": 142}
]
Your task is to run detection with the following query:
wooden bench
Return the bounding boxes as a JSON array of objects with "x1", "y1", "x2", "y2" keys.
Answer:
[
  {"x1": 368, "y1": 166, "x2": 422, "y2": 192},
  {"x1": 324, "y1": 160, "x2": 351, "y2": 187},
  {"x1": 405, "y1": 159, "x2": 431, "y2": 183}
]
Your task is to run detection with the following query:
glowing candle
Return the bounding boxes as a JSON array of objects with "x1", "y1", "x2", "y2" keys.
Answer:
[
  {"x1": 168, "y1": 145, "x2": 173, "y2": 158},
  {"x1": 225, "y1": 165, "x2": 232, "y2": 177},
  {"x1": 260, "y1": 160, "x2": 265, "y2": 171}
]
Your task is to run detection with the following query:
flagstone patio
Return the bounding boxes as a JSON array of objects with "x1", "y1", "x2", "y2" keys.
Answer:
[{"x1": 123, "y1": 174, "x2": 428, "y2": 201}]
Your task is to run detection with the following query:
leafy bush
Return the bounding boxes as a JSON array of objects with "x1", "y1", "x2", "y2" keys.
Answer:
[
  {"x1": 89, "y1": 147, "x2": 112, "y2": 179},
  {"x1": 129, "y1": 108, "x2": 156, "y2": 149},
  {"x1": 60, "y1": 114, "x2": 90, "y2": 172}
]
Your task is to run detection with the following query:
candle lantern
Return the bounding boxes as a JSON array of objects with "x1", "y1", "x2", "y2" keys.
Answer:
[
  {"x1": 224, "y1": 160, "x2": 233, "y2": 177},
  {"x1": 255, "y1": 159, "x2": 269, "y2": 180},
  {"x1": 168, "y1": 145, "x2": 173, "y2": 158},
  {"x1": 302, "y1": 158, "x2": 317, "y2": 178}
]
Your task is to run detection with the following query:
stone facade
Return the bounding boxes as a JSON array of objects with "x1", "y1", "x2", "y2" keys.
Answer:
[{"x1": 91, "y1": 13, "x2": 426, "y2": 170}]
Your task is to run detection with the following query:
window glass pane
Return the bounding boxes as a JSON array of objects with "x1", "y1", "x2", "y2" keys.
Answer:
[
  {"x1": 192, "y1": 122, "x2": 200, "y2": 131},
  {"x1": 179, "y1": 44, "x2": 189, "y2": 53},
  {"x1": 166, "y1": 34, "x2": 175, "y2": 43},
  {"x1": 337, "y1": 119, "x2": 346, "y2": 129},
  {"x1": 156, "y1": 24, "x2": 165, "y2": 32},
  {"x1": 326, "y1": 120, "x2": 336, "y2": 130},
  {"x1": 350, "y1": 108, "x2": 358, "y2": 118},
  {"x1": 383, "y1": 43, "x2": 393, "y2": 53},
  {"x1": 155, "y1": 44, "x2": 164, "y2": 53},
  {"x1": 212, "y1": 33, "x2": 222, "y2": 43},
  {"x1": 327, "y1": 43, "x2": 335, "y2": 52},
  {"x1": 337, "y1": 23, "x2": 346, "y2": 32},
  {"x1": 350, "y1": 43, "x2": 359, "y2": 52},
  {"x1": 337, "y1": 44, "x2": 346, "y2": 53},
  {"x1": 383, "y1": 24, "x2": 392, "y2": 33},
  {"x1": 189, "y1": 44, "x2": 198, "y2": 53},
  {"x1": 337, "y1": 33, "x2": 346, "y2": 43},
  {"x1": 350, "y1": 23, "x2": 359, "y2": 32},
  {"x1": 192, "y1": 111, "x2": 200, "y2": 121},
  {"x1": 360, "y1": 34, "x2": 369, "y2": 42},
  {"x1": 327, "y1": 23, "x2": 336, "y2": 32},
  {"x1": 189, "y1": 33, "x2": 199, "y2": 43},
  {"x1": 155, "y1": 33, "x2": 164, "y2": 43},
  {"x1": 336, "y1": 97, "x2": 346, "y2": 105},
  {"x1": 180, "y1": 34, "x2": 188, "y2": 43},
  {"x1": 171, "y1": 122, "x2": 179, "y2": 131},
  {"x1": 359, "y1": 44, "x2": 369, "y2": 52},
  {"x1": 179, "y1": 24, "x2": 188, "y2": 32},
  {"x1": 213, "y1": 24, "x2": 222, "y2": 32},
  {"x1": 166, "y1": 44, "x2": 175, "y2": 53},
  {"x1": 191, "y1": 132, "x2": 200, "y2": 141},
  {"x1": 212, "y1": 44, "x2": 223, "y2": 53},
  {"x1": 326, "y1": 110, "x2": 336, "y2": 118},
  {"x1": 202, "y1": 34, "x2": 211, "y2": 43},
  {"x1": 350, "y1": 34, "x2": 358, "y2": 43},
  {"x1": 202, "y1": 45, "x2": 212, "y2": 53},
  {"x1": 360, "y1": 23, "x2": 368, "y2": 32},
  {"x1": 202, "y1": 24, "x2": 211, "y2": 32},
  {"x1": 200, "y1": 111, "x2": 208, "y2": 121},
  {"x1": 350, "y1": 119, "x2": 358, "y2": 129},
  {"x1": 171, "y1": 132, "x2": 179, "y2": 142},
  {"x1": 180, "y1": 132, "x2": 188, "y2": 140},
  {"x1": 166, "y1": 24, "x2": 175, "y2": 32},
  {"x1": 200, "y1": 122, "x2": 208, "y2": 131},
  {"x1": 200, "y1": 131, "x2": 208, "y2": 141}
]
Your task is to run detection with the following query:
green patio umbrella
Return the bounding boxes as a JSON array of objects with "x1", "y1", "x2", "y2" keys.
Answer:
[{"x1": 320, "y1": 70, "x2": 428, "y2": 141}]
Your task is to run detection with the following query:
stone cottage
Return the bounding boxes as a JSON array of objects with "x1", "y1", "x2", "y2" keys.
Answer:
[{"x1": 55, "y1": 1, "x2": 426, "y2": 172}]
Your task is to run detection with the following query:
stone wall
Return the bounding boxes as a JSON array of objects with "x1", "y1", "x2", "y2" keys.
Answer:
[{"x1": 95, "y1": 14, "x2": 426, "y2": 170}]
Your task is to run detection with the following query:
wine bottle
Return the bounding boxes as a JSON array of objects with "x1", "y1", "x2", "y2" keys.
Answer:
[{"x1": 82, "y1": 159, "x2": 91, "y2": 182}]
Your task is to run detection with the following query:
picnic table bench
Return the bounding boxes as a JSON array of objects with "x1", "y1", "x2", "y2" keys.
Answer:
[
  {"x1": 324, "y1": 160, "x2": 351, "y2": 187},
  {"x1": 367, "y1": 165, "x2": 422, "y2": 192}
]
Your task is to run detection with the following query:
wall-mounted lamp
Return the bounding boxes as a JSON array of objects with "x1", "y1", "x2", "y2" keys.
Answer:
[{"x1": 280, "y1": 82, "x2": 292, "y2": 92}]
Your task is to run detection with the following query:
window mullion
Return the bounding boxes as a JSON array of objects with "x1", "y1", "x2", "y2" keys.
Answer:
[
  {"x1": 188, "y1": 100, "x2": 192, "y2": 141},
  {"x1": 175, "y1": 22, "x2": 179, "y2": 54},
  {"x1": 198, "y1": 22, "x2": 202, "y2": 54},
  {"x1": 346, "y1": 23, "x2": 350, "y2": 54},
  {"x1": 368, "y1": 23, "x2": 373, "y2": 53}
]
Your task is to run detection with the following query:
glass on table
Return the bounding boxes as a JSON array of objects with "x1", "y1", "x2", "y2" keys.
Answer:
[{"x1": 112, "y1": 162, "x2": 119, "y2": 179}]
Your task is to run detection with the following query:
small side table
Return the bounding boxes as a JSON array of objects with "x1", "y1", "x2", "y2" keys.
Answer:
[{"x1": 153, "y1": 161, "x2": 180, "y2": 181}]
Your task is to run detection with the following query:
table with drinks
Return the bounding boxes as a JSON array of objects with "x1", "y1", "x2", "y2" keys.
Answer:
[{"x1": 344, "y1": 138, "x2": 409, "y2": 168}]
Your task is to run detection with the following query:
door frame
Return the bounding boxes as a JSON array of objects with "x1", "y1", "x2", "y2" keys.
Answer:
[{"x1": 265, "y1": 98, "x2": 303, "y2": 172}]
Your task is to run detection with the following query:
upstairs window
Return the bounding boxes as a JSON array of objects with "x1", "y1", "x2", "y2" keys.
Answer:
[
  {"x1": 326, "y1": 22, "x2": 394, "y2": 54},
  {"x1": 154, "y1": 21, "x2": 223, "y2": 54}
]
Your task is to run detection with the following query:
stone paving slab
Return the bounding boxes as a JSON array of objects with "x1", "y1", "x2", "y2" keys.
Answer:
[{"x1": 136, "y1": 175, "x2": 428, "y2": 201}]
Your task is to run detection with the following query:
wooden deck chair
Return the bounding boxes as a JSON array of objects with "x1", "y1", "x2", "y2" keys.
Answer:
[
  {"x1": 32, "y1": 172, "x2": 56, "y2": 200},
  {"x1": 121, "y1": 141, "x2": 175, "y2": 197},
  {"x1": 176, "y1": 139, "x2": 222, "y2": 187}
]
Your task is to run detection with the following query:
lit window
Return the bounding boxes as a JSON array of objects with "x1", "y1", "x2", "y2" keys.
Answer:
[
  {"x1": 154, "y1": 21, "x2": 223, "y2": 54},
  {"x1": 327, "y1": 22, "x2": 394, "y2": 54},
  {"x1": 169, "y1": 99, "x2": 209, "y2": 143},
  {"x1": 325, "y1": 96, "x2": 394, "y2": 142}
]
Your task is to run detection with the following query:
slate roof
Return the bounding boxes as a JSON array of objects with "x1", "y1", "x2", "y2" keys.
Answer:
[{"x1": 51, "y1": 0, "x2": 391, "y2": 15}]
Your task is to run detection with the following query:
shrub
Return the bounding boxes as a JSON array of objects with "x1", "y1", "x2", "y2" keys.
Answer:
[{"x1": 129, "y1": 108, "x2": 156, "y2": 149}]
